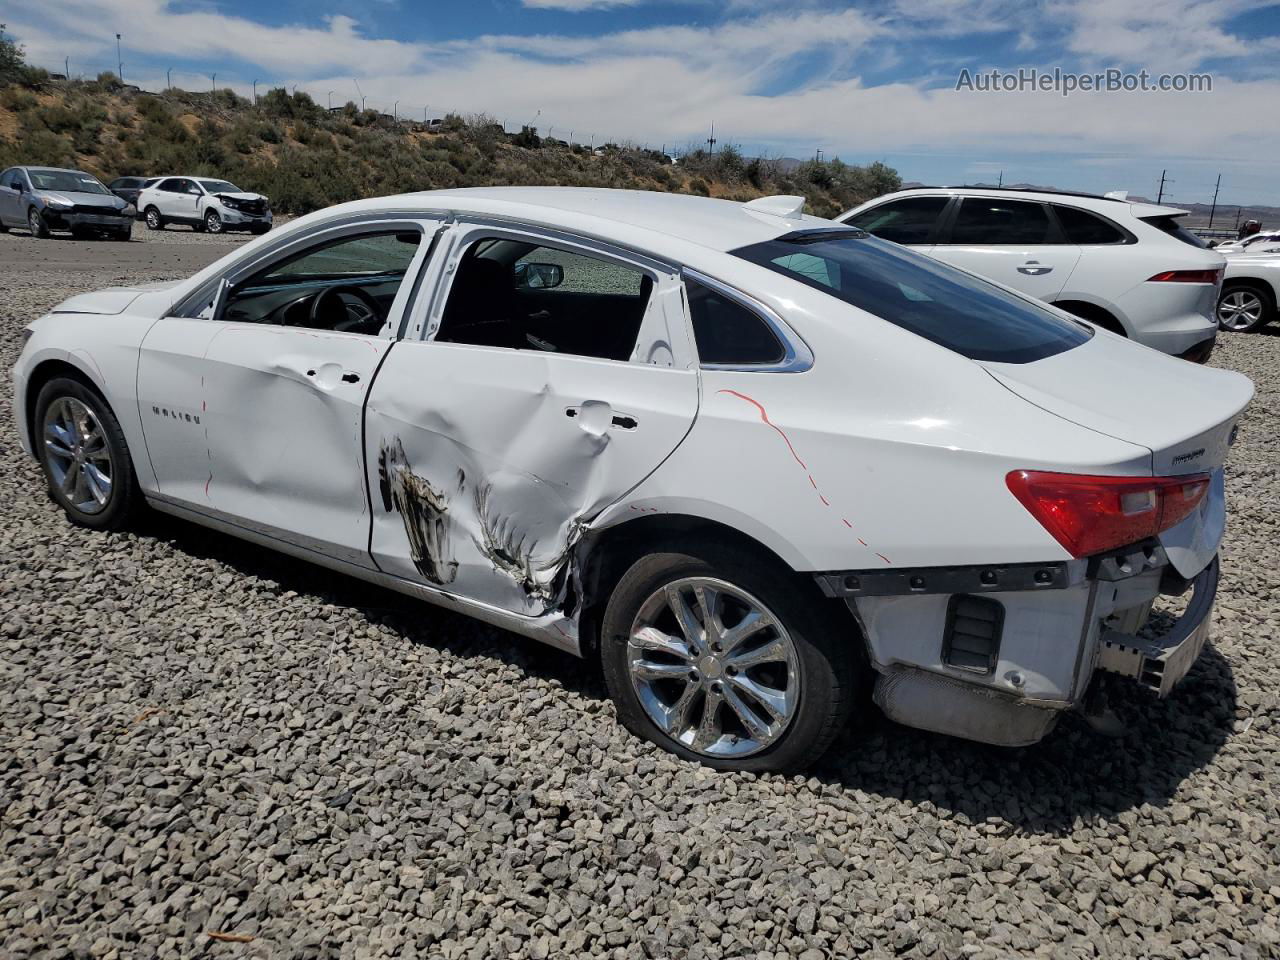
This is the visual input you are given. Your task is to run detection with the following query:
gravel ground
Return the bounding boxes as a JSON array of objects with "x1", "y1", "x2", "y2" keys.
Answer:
[{"x1": 1, "y1": 226, "x2": 1277, "y2": 960}]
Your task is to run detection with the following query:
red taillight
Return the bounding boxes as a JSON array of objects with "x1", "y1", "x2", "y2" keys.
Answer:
[
  {"x1": 1006, "y1": 470, "x2": 1210, "y2": 558},
  {"x1": 1146, "y1": 268, "x2": 1223, "y2": 284}
]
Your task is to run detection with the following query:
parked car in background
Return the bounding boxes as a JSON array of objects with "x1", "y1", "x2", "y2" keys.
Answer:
[
  {"x1": 1211, "y1": 231, "x2": 1280, "y2": 255},
  {"x1": 0, "y1": 166, "x2": 135, "y2": 240},
  {"x1": 13, "y1": 188, "x2": 1250, "y2": 771},
  {"x1": 107, "y1": 176, "x2": 159, "y2": 208},
  {"x1": 1217, "y1": 252, "x2": 1280, "y2": 332},
  {"x1": 840, "y1": 187, "x2": 1223, "y2": 362},
  {"x1": 137, "y1": 176, "x2": 272, "y2": 235}
]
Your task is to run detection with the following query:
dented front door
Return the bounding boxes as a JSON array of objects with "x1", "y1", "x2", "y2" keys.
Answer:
[{"x1": 366, "y1": 339, "x2": 698, "y2": 617}]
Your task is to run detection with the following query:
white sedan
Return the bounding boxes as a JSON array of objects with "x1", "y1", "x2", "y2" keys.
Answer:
[{"x1": 12, "y1": 188, "x2": 1252, "y2": 771}]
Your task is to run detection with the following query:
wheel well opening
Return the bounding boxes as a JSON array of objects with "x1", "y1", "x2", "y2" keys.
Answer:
[
  {"x1": 1052, "y1": 300, "x2": 1126, "y2": 336},
  {"x1": 1222, "y1": 279, "x2": 1276, "y2": 305},
  {"x1": 572, "y1": 514, "x2": 860, "y2": 659}
]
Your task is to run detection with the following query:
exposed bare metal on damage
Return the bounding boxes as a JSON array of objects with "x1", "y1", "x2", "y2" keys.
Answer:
[{"x1": 377, "y1": 438, "x2": 459, "y2": 585}]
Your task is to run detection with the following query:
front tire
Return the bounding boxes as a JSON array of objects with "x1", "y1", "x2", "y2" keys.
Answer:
[
  {"x1": 600, "y1": 544, "x2": 859, "y2": 772},
  {"x1": 34, "y1": 377, "x2": 141, "y2": 531},
  {"x1": 204, "y1": 210, "x2": 223, "y2": 234},
  {"x1": 144, "y1": 206, "x2": 164, "y2": 230},
  {"x1": 28, "y1": 207, "x2": 50, "y2": 238},
  {"x1": 1216, "y1": 284, "x2": 1274, "y2": 333}
]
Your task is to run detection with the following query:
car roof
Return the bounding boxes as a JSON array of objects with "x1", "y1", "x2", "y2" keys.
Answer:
[
  {"x1": 862, "y1": 186, "x2": 1189, "y2": 220},
  {"x1": 401, "y1": 187, "x2": 837, "y2": 254}
]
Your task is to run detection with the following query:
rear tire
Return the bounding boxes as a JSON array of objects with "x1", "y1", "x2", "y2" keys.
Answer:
[
  {"x1": 600, "y1": 543, "x2": 860, "y2": 772},
  {"x1": 1216, "y1": 283, "x2": 1274, "y2": 333},
  {"x1": 34, "y1": 377, "x2": 142, "y2": 531},
  {"x1": 144, "y1": 206, "x2": 164, "y2": 230},
  {"x1": 28, "y1": 207, "x2": 50, "y2": 238}
]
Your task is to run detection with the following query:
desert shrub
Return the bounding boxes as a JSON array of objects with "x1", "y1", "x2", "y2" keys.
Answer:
[
  {"x1": 512, "y1": 125, "x2": 540, "y2": 149},
  {"x1": 687, "y1": 177, "x2": 710, "y2": 196},
  {"x1": 0, "y1": 87, "x2": 37, "y2": 112}
]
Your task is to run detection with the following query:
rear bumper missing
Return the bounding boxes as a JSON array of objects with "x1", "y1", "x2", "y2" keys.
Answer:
[
  {"x1": 818, "y1": 548, "x2": 1218, "y2": 746},
  {"x1": 1095, "y1": 555, "x2": 1218, "y2": 696}
]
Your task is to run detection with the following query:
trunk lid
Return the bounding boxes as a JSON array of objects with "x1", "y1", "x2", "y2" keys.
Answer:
[{"x1": 981, "y1": 333, "x2": 1253, "y2": 576}]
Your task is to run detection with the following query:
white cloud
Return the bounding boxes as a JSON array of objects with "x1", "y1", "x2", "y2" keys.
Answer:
[{"x1": 522, "y1": 0, "x2": 648, "y2": 9}]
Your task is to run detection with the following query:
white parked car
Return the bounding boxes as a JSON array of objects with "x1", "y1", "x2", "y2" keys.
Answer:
[
  {"x1": 137, "y1": 176, "x2": 272, "y2": 235},
  {"x1": 840, "y1": 187, "x2": 1224, "y2": 362},
  {"x1": 13, "y1": 188, "x2": 1251, "y2": 771},
  {"x1": 1217, "y1": 251, "x2": 1280, "y2": 333},
  {"x1": 1211, "y1": 231, "x2": 1280, "y2": 255}
]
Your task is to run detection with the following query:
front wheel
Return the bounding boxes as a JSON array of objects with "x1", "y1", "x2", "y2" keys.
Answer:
[
  {"x1": 28, "y1": 207, "x2": 50, "y2": 238},
  {"x1": 204, "y1": 210, "x2": 223, "y2": 234},
  {"x1": 34, "y1": 378, "x2": 141, "y2": 531},
  {"x1": 600, "y1": 545, "x2": 859, "y2": 772},
  {"x1": 1216, "y1": 284, "x2": 1274, "y2": 333},
  {"x1": 144, "y1": 207, "x2": 163, "y2": 230}
]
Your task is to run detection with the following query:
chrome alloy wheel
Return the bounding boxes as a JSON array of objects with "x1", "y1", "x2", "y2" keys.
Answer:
[
  {"x1": 1217, "y1": 290, "x2": 1265, "y2": 331},
  {"x1": 43, "y1": 397, "x2": 113, "y2": 514},
  {"x1": 627, "y1": 577, "x2": 800, "y2": 759}
]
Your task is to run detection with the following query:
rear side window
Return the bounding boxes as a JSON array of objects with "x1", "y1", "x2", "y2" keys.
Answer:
[
  {"x1": 1141, "y1": 215, "x2": 1210, "y2": 248},
  {"x1": 948, "y1": 198, "x2": 1053, "y2": 245},
  {"x1": 845, "y1": 196, "x2": 948, "y2": 244},
  {"x1": 1053, "y1": 205, "x2": 1129, "y2": 244},
  {"x1": 686, "y1": 278, "x2": 785, "y2": 365},
  {"x1": 732, "y1": 232, "x2": 1091, "y2": 364}
]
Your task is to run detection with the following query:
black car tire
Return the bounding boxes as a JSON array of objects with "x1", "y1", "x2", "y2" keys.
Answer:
[
  {"x1": 1216, "y1": 283, "x2": 1275, "y2": 334},
  {"x1": 144, "y1": 207, "x2": 164, "y2": 230},
  {"x1": 204, "y1": 211, "x2": 223, "y2": 234},
  {"x1": 34, "y1": 376, "x2": 142, "y2": 531},
  {"x1": 600, "y1": 542, "x2": 860, "y2": 773},
  {"x1": 28, "y1": 207, "x2": 50, "y2": 238}
]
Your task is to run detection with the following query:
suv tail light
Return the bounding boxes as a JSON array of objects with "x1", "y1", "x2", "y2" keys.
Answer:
[
  {"x1": 1146, "y1": 268, "x2": 1223, "y2": 284},
  {"x1": 1006, "y1": 470, "x2": 1210, "y2": 558}
]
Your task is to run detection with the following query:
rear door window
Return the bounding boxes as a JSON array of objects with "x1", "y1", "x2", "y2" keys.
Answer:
[
  {"x1": 948, "y1": 198, "x2": 1054, "y2": 245},
  {"x1": 844, "y1": 196, "x2": 948, "y2": 244},
  {"x1": 1053, "y1": 205, "x2": 1130, "y2": 244},
  {"x1": 732, "y1": 231, "x2": 1091, "y2": 364},
  {"x1": 1140, "y1": 215, "x2": 1210, "y2": 248}
]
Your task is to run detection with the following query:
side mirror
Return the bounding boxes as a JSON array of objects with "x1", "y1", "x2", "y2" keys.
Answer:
[
  {"x1": 9, "y1": 182, "x2": 22, "y2": 191},
  {"x1": 513, "y1": 261, "x2": 564, "y2": 290}
]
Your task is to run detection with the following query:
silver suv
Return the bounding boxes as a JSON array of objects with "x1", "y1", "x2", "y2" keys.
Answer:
[{"x1": 0, "y1": 166, "x2": 135, "y2": 241}]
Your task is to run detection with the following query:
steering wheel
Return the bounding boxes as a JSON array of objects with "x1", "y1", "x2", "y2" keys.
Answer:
[{"x1": 308, "y1": 285, "x2": 384, "y2": 334}]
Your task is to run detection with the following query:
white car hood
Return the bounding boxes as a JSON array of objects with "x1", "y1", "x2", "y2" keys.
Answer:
[
  {"x1": 51, "y1": 280, "x2": 183, "y2": 316},
  {"x1": 214, "y1": 191, "x2": 266, "y2": 202}
]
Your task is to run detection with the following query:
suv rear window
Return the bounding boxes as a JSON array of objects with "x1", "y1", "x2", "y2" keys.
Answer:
[
  {"x1": 1141, "y1": 215, "x2": 1209, "y2": 248},
  {"x1": 732, "y1": 231, "x2": 1092, "y2": 364}
]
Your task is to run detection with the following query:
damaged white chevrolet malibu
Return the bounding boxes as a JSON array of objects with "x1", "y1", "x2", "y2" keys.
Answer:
[{"x1": 13, "y1": 188, "x2": 1252, "y2": 771}]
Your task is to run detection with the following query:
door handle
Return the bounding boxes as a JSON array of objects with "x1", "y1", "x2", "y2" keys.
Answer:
[
  {"x1": 565, "y1": 404, "x2": 637, "y2": 431},
  {"x1": 1017, "y1": 260, "x2": 1053, "y2": 276}
]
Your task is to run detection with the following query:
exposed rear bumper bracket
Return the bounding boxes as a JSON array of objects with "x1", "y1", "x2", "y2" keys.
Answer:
[
  {"x1": 814, "y1": 560, "x2": 1070, "y2": 598},
  {"x1": 1096, "y1": 555, "x2": 1218, "y2": 697}
]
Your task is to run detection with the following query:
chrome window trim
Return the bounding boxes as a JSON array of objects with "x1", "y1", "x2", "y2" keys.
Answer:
[{"x1": 681, "y1": 267, "x2": 814, "y2": 373}]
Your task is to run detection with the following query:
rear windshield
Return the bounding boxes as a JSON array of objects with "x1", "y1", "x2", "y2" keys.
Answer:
[
  {"x1": 1141, "y1": 215, "x2": 1209, "y2": 248},
  {"x1": 732, "y1": 231, "x2": 1092, "y2": 364}
]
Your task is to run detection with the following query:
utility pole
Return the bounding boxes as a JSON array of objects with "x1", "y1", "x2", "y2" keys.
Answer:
[
  {"x1": 64, "y1": 57, "x2": 69, "y2": 79},
  {"x1": 1207, "y1": 173, "x2": 1222, "y2": 228},
  {"x1": 252, "y1": 79, "x2": 258, "y2": 105},
  {"x1": 211, "y1": 72, "x2": 216, "y2": 94},
  {"x1": 1234, "y1": 207, "x2": 1242, "y2": 230},
  {"x1": 166, "y1": 68, "x2": 171, "y2": 91},
  {"x1": 393, "y1": 100, "x2": 399, "y2": 121},
  {"x1": 353, "y1": 78, "x2": 365, "y2": 111},
  {"x1": 707, "y1": 123, "x2": 716, "y2": 154},
  {"x1": 998, "y1": 169, "x2": 1003, "y2": 187},
  {"x1": 328, "y1": 91, "x2": 334, "y2": 110},
  {"x1": 115, "y1": 33, "x2": 123, "y2": 82},
  {"x1": 815, "y1": 147, "x2": 823, "y2": 164},
  {"x1": 1156, "y1": 169, "x2": 1171, "y2": 205}
]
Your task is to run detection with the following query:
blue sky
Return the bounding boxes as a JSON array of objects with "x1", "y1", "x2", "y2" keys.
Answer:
[{"x1": 9, "y1": 0, "x2": 1280, "y2": 206}]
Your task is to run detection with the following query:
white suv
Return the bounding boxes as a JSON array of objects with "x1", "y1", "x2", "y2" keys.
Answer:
[
  {"x1": 138, "y1": 176, "x2": 272, "y2": 235},
  {"x1": 840, "y1": 188, "x2": 1224, "y2": 361}
]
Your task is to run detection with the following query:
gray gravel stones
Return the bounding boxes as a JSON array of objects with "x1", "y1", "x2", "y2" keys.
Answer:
[{"x1": 1, "y1": 228, "x2": 1278, "y2": 959}]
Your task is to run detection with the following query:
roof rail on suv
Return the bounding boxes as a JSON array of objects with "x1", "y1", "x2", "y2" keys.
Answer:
[{"x1": 902, "y1": 185, "x2": 1125, "y2": 203}]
